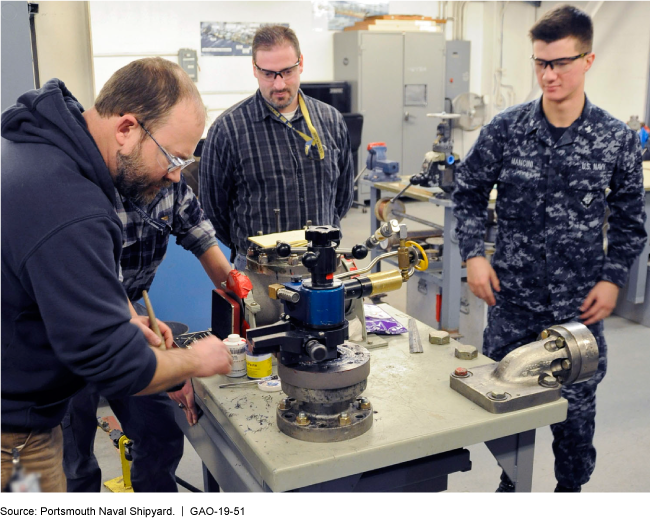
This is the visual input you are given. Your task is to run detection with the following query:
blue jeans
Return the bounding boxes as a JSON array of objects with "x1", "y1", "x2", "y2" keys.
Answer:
[{"x1": 62, "y1": 385, "x2": 184, "y2": 492}]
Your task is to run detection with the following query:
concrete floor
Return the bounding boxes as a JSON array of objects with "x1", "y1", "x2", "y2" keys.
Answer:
[{"x1": 93, "y1": 198, "x2": 650, "y2": 493}]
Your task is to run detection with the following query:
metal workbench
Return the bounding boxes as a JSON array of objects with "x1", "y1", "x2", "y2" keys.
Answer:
[{"x1": 175, "y1": 305, "x2": 567, "y2": 492}]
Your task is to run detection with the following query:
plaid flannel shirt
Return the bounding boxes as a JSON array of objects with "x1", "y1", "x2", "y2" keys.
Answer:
[
  {"x1": 198, "y1": 89, "x2": 354, "y2": 256},
  {"x1": 115, "y1": 176, "x2": 218, "y2": 301}
]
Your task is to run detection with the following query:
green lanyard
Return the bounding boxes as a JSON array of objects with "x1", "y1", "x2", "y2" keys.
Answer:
[{"x1": 266, "y1": 94, "x2": 325, "y2": 160}]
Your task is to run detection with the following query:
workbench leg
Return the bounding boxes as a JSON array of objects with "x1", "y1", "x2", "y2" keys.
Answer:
[
  {"x1": 441, "y1": 205, "x2": 461, "y2": 332},
  {"x1": 202, "y1": 462, "x2": 220, "y2": 493},
  {"x1": 485, "y1": 429, "x2": 536, "y2": 492}
]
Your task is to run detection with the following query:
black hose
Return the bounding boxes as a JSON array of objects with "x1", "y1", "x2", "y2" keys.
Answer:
[{"x1": 176, "y1": 476, "x2": 202, "y2": 493}]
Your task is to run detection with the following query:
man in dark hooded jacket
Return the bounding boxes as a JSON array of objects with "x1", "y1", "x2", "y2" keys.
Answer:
[{"x1": 1, "y1": 58, "x2": 233, "y2": 491}]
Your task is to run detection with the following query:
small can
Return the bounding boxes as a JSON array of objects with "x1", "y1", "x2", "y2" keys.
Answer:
[
  {"x1": 246, "y1": 351, "x2": 273, "y2": 380},
  {"x1": 223, "y1": 334, "x2": 247, "y2": 378}
]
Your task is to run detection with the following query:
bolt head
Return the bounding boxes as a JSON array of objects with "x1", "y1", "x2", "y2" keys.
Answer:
[
  {"x1": 555, "y1": 336, "x2": 565, "y2": 348},
  {"x1": 358, "y1": 397, "x2": 371, "y2": 410},
  {"x1": 454, "y1": 367, "x2": 468, "y2": 377},
  {"x1": 455, "y1": 344, "x2": 478, "y2": 360},
  {"x1": 339, "y1": 412, "x2": 351, "y2": 426},
  {"x1": 296, "y1": 411, "x2": 310, "y2": 426},
  {"x1": 561, "y1": 359, "x2": 572, "y2": 370},
  {"x1": 539, "y1": 374, "x2": 559, "y2": 388},
  {"x1": 540, "y1": 330, "x2": 549, "y2": 339},
  {"x1": 488, "y1": 391, "x2": 507, "y2": 401}
]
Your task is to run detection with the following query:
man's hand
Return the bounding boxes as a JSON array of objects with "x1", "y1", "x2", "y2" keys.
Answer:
[
  {"x1": 137, "y1": 335, "x2": 233, "y2": 396},
  {"x1": 130, "y1": 315, "x2": 174, "y2": 349},
  {"x1": 466, "y1": 256, "x2": 500, "y2": 306},
  {"x1": 168, "y1": 379, "x2": 198, "y2": 426},
  {"x1": 190, "y1": 335, "x2": 233, "y2": 378},
  {"x1": 580, "y1": 281, "x2": 619, "y2": 325}
]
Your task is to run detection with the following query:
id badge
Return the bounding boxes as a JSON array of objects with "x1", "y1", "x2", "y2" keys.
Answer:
[{"x1": 7, "y1": 447, "x2": 41, "y2": 492}]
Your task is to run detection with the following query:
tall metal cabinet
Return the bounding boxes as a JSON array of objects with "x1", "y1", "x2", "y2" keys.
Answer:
[{"x1": 334, "y1": 30, "x2": 446, "y2": 202}]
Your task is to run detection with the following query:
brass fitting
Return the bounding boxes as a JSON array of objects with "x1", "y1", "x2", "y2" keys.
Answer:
[
  {"x1": 397, "y1": 238, "x2": 410, "y2": 271},
  {"x1": 365, "y1": 270, "x2": 404, "y2": 295},
  {"x1": 268, "y1": 283, "x2": 284, "y2": 300}
]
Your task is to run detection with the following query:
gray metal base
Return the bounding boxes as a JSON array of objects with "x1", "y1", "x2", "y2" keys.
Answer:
[{"x1": 277, "y1": 400, "x2": 373, "y2": 442}]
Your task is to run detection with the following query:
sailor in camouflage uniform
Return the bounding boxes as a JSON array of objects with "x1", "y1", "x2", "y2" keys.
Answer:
[{"x1": 452, "y1": 5, "x2": 647, "y2": 492}]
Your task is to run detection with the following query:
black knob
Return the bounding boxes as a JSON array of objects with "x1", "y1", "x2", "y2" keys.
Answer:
[
  {"x1": 351, "y1": 244, "x2": 368, "y2": 260},
  {"x1": 302, "y1": 251, "x2": 319, "y2": 269},
  {"x1": 276, "y1": 241, "x2": 291, "y2": 257},
  {"x1": 305, "y1": 225, "x2": 341, "y2": 247}
]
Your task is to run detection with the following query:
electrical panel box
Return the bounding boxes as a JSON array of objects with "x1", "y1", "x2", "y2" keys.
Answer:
[
  {"x1": 445, "y1": 40, "x2": 471, "y2": 103},
  {"x1": 178, "y1": 48, "x2": 198, "y2": 82}
]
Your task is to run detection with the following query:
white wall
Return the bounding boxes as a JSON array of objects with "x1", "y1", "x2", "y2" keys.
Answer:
[{"x1": 87, "y1": 1, "x2": 649, "y2": 149}]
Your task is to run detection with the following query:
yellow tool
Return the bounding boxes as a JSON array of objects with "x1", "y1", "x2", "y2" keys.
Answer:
[
  {"x1": 97, "y1": 417, "x2": 134, "y2": 493},
  {"x1": 103, "y1": 431, "x2": 134, "y2": 493}
]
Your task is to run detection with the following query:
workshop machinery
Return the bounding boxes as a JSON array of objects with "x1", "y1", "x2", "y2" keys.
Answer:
[
  {"x1": 366, "y1": 105, "x2": 493, "y2": 337},
  {"x1": 245, "y1": 224, "x2": 427, "y2": 442}
]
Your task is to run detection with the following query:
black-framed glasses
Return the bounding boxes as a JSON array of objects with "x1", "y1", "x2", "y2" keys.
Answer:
[
  {"x1": 137, "y1": 120, "x2": 195, "y2": 174},
  {"x1": 254, "y1": 60, "x2": 301, "y2": 82},
  {"x1": 531, "y1": 52, "x2": 590, "y2": 72}
]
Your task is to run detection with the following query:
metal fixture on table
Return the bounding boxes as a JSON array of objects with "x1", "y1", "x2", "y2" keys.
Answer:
[{"x1": 450, "y1": 322, "x2": 599, "y2": 413}]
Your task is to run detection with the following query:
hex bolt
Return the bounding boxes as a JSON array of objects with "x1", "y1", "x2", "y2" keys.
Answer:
[
  {"x1": 454, "y1": 367, "x2": 469, "y2": 377},
  {"x1": 455, "y1": 344, "x2": 478, "y2": 360},
  {"x1": 296, "y1": 411, "x2": 310, "y2": 426},
  {"x1": 487, "y1": 391, "x2": 507, "y2": 401},
  {"x1": 358, "y1": 397, "x2": 371, "y2": 410},
  {"x1": 540, "y1": 329, "x2": 550, "y2": 339},
  {"x1": 562, "y1": 359, "x2": 572, "y2": 370},
  {"x1": 278, "y1": 398, "x2": 292, "y2": 411},
  {"x1": 429, "y1": 329, "x2": 450, "y2": 345},
  {"x1": 555, "y1": 336, "x2": 565, "y2": 349},
  {"x1": 539, "y1": 375, "x2": 559, "y2": 388},
  {"x1": 339, "y1": 412, "x2": 351, "y2": 426},
  {"x1": 259, "y1": 253, "x2": 269, "y2": 265}
]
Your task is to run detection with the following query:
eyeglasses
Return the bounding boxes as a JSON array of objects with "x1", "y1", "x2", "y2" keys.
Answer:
[
  {"x1": 531, "y1": 52, "x2": 590, "y2": 73},
  {"x1": 137, "y1": 120, "x2": 195, "y2": 174},
  {"x1": 254, "y1": 60, "x2": 301, "y2": 82}
]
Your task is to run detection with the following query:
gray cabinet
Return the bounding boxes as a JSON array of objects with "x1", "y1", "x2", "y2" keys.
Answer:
[{"x1": 334, "y1": 31, "x2": 446, "y2": 202}]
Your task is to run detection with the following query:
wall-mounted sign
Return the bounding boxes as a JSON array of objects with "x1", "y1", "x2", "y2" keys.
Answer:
[{"x1": 201, "y1": 22, "x2": 289, "y2": 57}]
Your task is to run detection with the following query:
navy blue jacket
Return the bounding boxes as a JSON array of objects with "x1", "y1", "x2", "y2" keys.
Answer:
[
  {"x1": 453, "y1": 97, "x2": 647, "y2": 319},
  {"x1": 1, "y1": 80, "x2": 157, "y2": 431}
]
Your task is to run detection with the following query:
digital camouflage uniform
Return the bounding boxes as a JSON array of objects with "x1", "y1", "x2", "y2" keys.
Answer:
[{"x1": 452, "y1": 96, "x2": 647, "y2": 488}]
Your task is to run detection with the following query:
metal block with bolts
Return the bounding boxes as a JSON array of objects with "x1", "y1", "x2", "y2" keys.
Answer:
[
  {"x1": 429, "y1": 329, "x2": 450, "y2": 345},
  {"x1": 450, "y1": 322, "x2": 599, "y2": 413},
  {"x1": 455, "y1": 344, "x2": 478, "y2": 360}
]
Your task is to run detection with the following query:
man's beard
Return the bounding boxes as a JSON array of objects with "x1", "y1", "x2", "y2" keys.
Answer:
[
  {"x1": 114, "y1": 144, "x2": 171, "y2": 205},
  {"x1": 266, "y1": 87, "x2": 297, "y2": 111}
]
